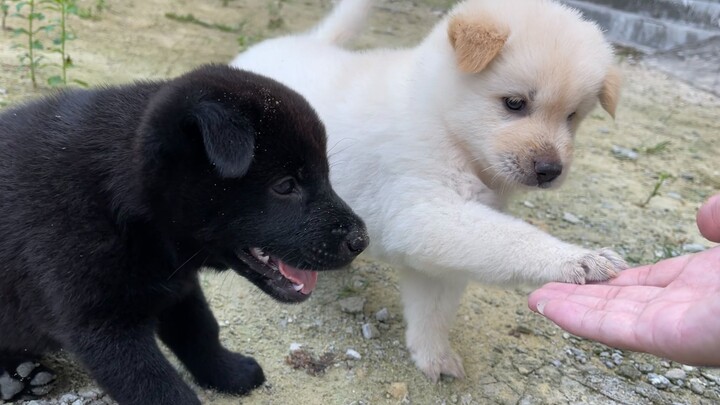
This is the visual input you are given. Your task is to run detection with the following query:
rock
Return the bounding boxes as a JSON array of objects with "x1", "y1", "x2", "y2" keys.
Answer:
[
  {"x1": 665, "y1": 368, "x2": 687, "y2": 381},
  {"x1": 701, "y1": 370, "x2": 720, "y2": 384},
  {"x1": 338, "y1": 296, "x2": 366, "y2": 314},
  {"x1": 647, "y1": 373, "x2": 670, "y2": 389},
  {"x1": 71, "y1": 399, "x2": 84, "y2": 405},
  {"x1": 562, "y1": 212, "x2": 581, "y2": 224},
  {"x1": 523, "y1": 200, "x2": 535, "y2": 208},
  {"x1": 289, "y1": 342, "x2": 303, "y2": 353},
  {"x1": 688, "y1": 378, "x2": 705, "y2": 395},
  {"x1": 387, "y1": 382, "x2": 408, "y2": 400},
  {"x1": 60, "y1": 393, "x2": 79, "y2": 403},
  {"x1": 361, "y1": 323, "x2": 379, "y2": 339},
  {"x1": 30, "y1": 384, "x2": 54, "y2": 396},
  {"x1": 617, "y1": 364, "x2": 642, "y2": 379},
  {"x1": 79, "y1": 389, "x2": 102, "y2": 399},
  {"x1": 16, "y1": 361, "x2": 39, "y2": 378},
  {"x1": 611, "y1": 145, "x2": 638, "y2": 160},
  {"x1": 375, "y1": 308, "x2": 390, "y2": 322},
  {"x1": 637, "y1": 363, "x2": 655, "y2": 374},
  {"x1": 682, "y1": 243, "x2": 706, "y2": 253},
  {"x1": 345, "y1": 349, "x2": 362, "y2": 360}
]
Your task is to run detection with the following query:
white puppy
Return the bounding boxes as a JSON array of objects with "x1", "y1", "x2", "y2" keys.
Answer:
[{"x1": 231, "y1": 0, "x2": 626, "y2": 382}]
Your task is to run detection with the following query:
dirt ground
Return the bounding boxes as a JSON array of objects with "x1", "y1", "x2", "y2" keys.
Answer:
[{"x1": 1, "y1": 0, "x2": 719, "y2": 404}]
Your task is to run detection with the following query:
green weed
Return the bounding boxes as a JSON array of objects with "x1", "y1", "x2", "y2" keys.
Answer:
[
  {"x1": 2, "y1": 0, "x2": 9, "y2": 30},
  {"x1": 638, "y1": 172, "x2": 672, "y2": 207},
  {"x1": 642, "y1": 141, "x2": 671, "y2": 155}
]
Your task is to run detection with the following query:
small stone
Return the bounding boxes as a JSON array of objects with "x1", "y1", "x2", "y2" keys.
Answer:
[
  {"x1": 682, "y1": 243, "x2": 706, "y2": 253},
  {"x1": 72, "y1": 399, "x2": 84, "y2": 405},
  {"x1": 79, "y1": 389, "x2": 101, "y2": 399},
  {"x1": 598, "y1": 127, "x2": 610, "y2": 134},
  {"x1": 338, "y1": 296, "x2": 366, "y2": 314},
  {"x1": 387, "y1": 382, "x2": 408, "y2": 400},
  {"x1": 361, "y1": 323, "x2": 379, "y2": 339},
  {"x1": 689, "y1": 378, "x2": 705, "y2": 395},
  {"x1": 562, "y1": 332, "x2": 570, "y2": 339},
  {"x1": 375, "y1": 308, "x2": 390, "y2": 322},
  {"x1": 666, "y1": 192, "x2": 683, "y2": 200},
  {"x1": 523, "y1": 201, "x2": 536, "y2": 208},
  {"x1": 604, "y1": 361, "x2": 615, "y2": 369},
  {"x1": 450, "y1": 394, "x2": 459, "y2": 403},
  {"x1": 0, "y1": 371, "x2": 24, "y2": 400},
  {"x1": 680, "y1": 173, "x2": 695, "y2": 181},
  {"x1": 637, "y1": 363, "x2": 655, "y2": 374},
  {"x1": 16, "y1": 361, "x2": 39, "y2": 378},
  {"x1": 551, "y1": 360, "x2": 562, "y2": 367},
  {"x1": 562, "y1": 212, "x2": 581, "y2": 224},
  {"x1": 289, "y1": 342, "x2": 303, "y2": 353},
  {"x1": 648, "y1": 373, "x2": 670, "y2": 389},
  {"x1": 665, "y1": 368, "x2": 687, "y2": 381},
  {"x1": 660, "y1": 361, "x2": 670, "y2": 368},
  {"x1": 701, "y1": 370, "x2": 720, "y2": 384},
  {"x1": 345, "y1": 349, "x2": 362, "y2": 360},
  {"x1": 60, "y1": 393, "x2": 79, "y2": 403},
  {"x1": 611, "y1": 145, "x2": 638, "y2": 160},
  {"x1": 30, "y1": 385, "x2": 53, "y2": 396},
  {"x1": 617, "y1": 364, "x2": 642, "y2": 379}
]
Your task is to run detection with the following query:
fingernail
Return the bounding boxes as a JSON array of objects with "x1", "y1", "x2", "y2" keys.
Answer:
[{"x1": 536, "y1": 300, "x2": 547, "y2": 316}]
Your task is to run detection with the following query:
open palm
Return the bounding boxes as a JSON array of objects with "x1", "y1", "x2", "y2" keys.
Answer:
[{"x1": 529, "y1": 247, "x2": 720, "y2": 365}]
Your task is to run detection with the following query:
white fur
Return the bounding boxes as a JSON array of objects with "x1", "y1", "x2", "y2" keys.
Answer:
[{"x1": 231, "y1": 0, "x2": 626, "y2": 382}]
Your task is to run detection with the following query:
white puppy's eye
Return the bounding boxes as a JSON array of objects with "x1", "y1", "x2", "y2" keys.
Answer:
[
  {"x1": 567, "y1": 112, "x2": 576, "y2": 121},
  {"x1": 503, "y1": 97, "x2": 526, "y2": 112},
  {"x1": 272, "y1": 177, "x2": 297, "y2": 195}
]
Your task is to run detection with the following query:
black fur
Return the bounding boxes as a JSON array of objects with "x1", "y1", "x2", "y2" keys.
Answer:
[{"x1": 0, "y1": 64, "x2": 368, "y2": 404}]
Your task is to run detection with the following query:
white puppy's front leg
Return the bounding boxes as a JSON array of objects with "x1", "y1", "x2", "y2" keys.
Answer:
[
  {"x1": 382, "y1": 192, "x2": 627, "y2": 285},
  {"x1": 399, "y1": 267, "x2": 467, "y2": 382}
]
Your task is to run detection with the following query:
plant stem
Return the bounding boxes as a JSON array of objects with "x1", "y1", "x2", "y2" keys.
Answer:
[
  {"x1": 28, "y1": 0, "x2": 37, "y2": 88},
  {"x1": 60, "y1": 0, "x2": 67, "y2": 84}
]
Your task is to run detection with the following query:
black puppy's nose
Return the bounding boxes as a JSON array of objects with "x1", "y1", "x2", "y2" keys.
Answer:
[
  {"x1": 534, "y1": 160, "x2": 563, "y2": 185},
  {"x1": 345, "y1": 229, "x2": 369, "y2": 254}
]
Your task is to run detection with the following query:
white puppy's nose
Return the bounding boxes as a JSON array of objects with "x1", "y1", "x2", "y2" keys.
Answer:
[{"x1": 534, "y1": 160, "x2": 562, "y2": 185}]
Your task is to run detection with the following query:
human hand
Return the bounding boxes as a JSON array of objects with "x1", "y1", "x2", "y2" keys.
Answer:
[{"x1": 528, "y1": 193, "x2": 720, "y2": 366}]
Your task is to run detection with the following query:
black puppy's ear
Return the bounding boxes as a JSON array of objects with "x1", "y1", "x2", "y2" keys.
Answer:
[{"x1": 193, "y1": 102, "x2": 256, "y2": 178}]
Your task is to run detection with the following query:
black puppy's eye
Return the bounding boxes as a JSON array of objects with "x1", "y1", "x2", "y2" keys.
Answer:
[
  {"x1": 504, "y1": 97, "x2": 526, "y2": 112},
  {"x1": 272, "y1": 177, "x2": 297, "y2": 195},
  {"x1": 567, "y1": 112, "x2": 577, "y2": 121}
]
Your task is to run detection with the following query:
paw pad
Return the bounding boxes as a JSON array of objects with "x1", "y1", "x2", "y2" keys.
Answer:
[{"x1": 0, "y1": 362, "x2": 56, "y2": 401}]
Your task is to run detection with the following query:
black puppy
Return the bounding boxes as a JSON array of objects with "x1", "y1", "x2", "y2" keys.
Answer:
[{"x1": 0, "y1": 64, "x2": 368, "y2": 404}]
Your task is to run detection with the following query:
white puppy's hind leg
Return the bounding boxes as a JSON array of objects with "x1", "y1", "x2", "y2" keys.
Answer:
[{"x1": 400, "y1": 267, "x2": 467, "y2": 382}]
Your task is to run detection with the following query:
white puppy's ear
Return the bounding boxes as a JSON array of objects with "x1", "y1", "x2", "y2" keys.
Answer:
[
  {"x1": 600, "y1": 65, "x2": 622, "y2": 119},
  {"x1": 447, "y1": 14, "x2": 509, "y2": 73}
]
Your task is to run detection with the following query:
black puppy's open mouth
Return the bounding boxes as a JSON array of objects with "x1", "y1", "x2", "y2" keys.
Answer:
[{"x1": 235, "y1": 248, "x2": 318, "y2": 298}]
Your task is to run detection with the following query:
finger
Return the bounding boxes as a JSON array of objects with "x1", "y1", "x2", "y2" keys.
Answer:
[
  {"x1": 528, "y1": 283, "x2": 663, "y2": 310},
  {"x1": 697, "y1": 193, "x2": 720, "y2": 243},
  {"x1": 534, "y1": 298, "x2": 647, "y2": 353},
  {"x1": 606, "y1": 255, "x2": 693, "y2": 287}
]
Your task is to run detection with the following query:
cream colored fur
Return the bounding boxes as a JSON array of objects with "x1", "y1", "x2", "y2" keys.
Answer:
[{"x1": 231, "y1": 0, "x2": 626, "y2": 382}]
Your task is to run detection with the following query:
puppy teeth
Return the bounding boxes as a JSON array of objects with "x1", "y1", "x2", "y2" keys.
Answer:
[{"x1": 293, "y1": 283, "x2": 304, "y2": 292}]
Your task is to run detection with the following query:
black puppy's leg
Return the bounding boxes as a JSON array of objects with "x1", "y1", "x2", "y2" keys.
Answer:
[
  {"x1": 158, "y1": 281, "x2": 265, "y2": 395},
  {"x1": 67, "y1": 324, "x2": 201, "y2": 405},
  {"x1": 0, "y1": 353, "x2": 56, "y2": 401}
]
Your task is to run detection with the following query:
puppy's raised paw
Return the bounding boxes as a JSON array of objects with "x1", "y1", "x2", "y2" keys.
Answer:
[{"x1": 558, "y1": 248, "x2": 628, "y2": 284}]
